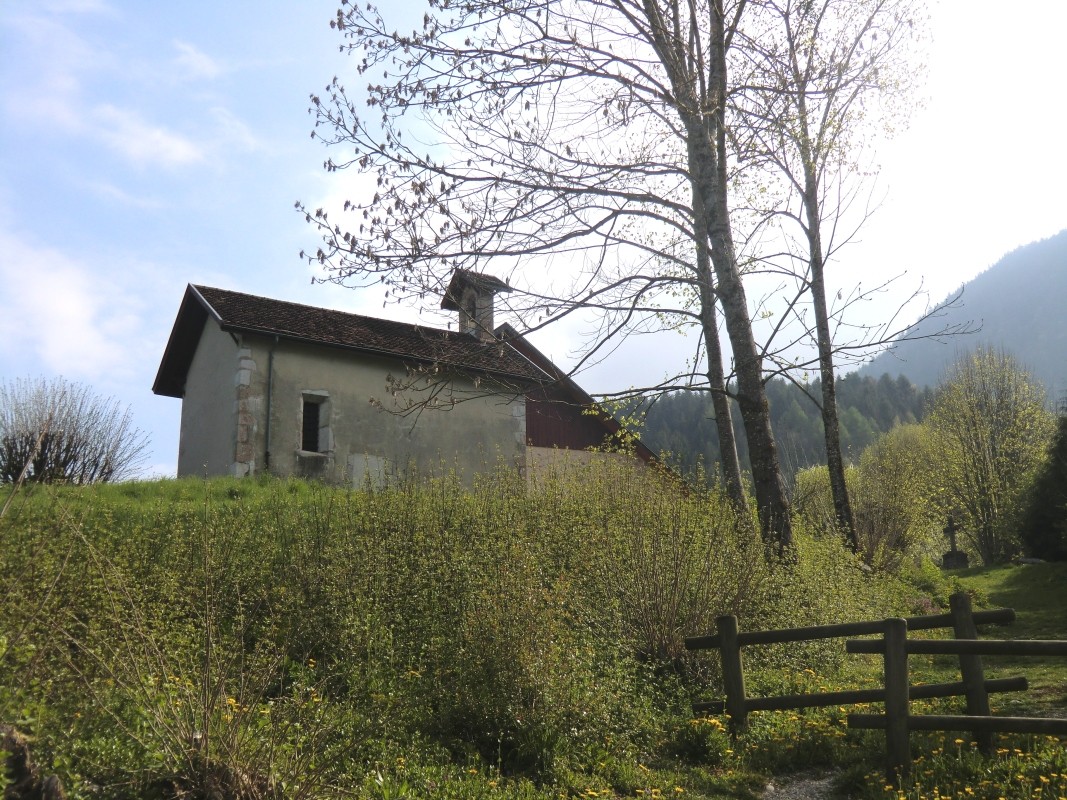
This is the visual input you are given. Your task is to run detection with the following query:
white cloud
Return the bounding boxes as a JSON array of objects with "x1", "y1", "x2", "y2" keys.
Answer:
[
  {"x1": 40, "y1": 0, "x2": 116, "y2": 14},
  {"x1": 0, "y1": 231, "x2": 142, "y2": 379},
  {"x1": 93, "y1": 104, "x2": 204, "y2": 166},
  {"x1": 211, "y1": 107, "x2": 265, "y2": 153},
  {"x1": 173, "y1": 40, "x2": 222, "y2": 80},
  {"x1": 90, "y1": 182, "x2": 165, "y2": 208}
]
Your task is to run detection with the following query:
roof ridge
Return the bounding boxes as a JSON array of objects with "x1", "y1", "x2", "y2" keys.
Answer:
[{"x1": 193, "y1": 284, "x2": 460, "y2": 339}]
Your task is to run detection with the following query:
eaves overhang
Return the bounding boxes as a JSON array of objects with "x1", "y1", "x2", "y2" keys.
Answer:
[{"x1": 152, "y1": 285, "x2": 553, "y2": 399}]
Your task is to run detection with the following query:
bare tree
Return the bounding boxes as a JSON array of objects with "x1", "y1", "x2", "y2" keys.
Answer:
[
  {"x1": 0, "y1": 377, "x2": 150, "y2": 485},
  {"x1": 730, "y1": 0, "x2": 927, "y2": 548},
  {"x1": 301, "y1": 0, "x2": 799, "y2": 545}
]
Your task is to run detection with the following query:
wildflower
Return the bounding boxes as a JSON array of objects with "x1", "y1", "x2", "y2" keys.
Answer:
[
  {"x1": 674, "y1": 789, "x2": 683, "y2": 794},
  {"x1": 488, "y1": 782, "x2": 497, "y2": 787},
  {"x1": 469, "y1": 769, "x2": 478, "y2": 774},
  {"x1": 955, "y1": 739, "x2": 964, "y2": 745}
]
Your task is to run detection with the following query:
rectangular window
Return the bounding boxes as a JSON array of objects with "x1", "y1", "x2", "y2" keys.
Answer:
[{"x1": 302, "y1": 399, "x2": 320, "y2": 452}]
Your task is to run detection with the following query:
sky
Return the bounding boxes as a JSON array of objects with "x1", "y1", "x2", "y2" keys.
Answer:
[{"x1": 1, "y1": 0, "x2": 1066, "y2": 476}]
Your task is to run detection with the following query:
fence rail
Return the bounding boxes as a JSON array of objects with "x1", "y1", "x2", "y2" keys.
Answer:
[
  {"x1": 691, "y1": 677, "x2": 1028, "y2": 715},
  {"x1": 847, "y1": 639, "x2": 1067, "y2": 656},
  {"x1": 684, "y1": 608, "x2": 1015, "y2": 651},
  {"x1": 685, "y1": 593, "x2": 1066, "y2": 784}
]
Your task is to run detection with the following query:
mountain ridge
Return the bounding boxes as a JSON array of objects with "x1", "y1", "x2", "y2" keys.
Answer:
[{"x1": 860, "y1": 229, "x2": 1067, "y2": 396}]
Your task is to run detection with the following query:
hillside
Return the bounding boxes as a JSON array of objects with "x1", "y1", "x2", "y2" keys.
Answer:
[
  {"x1": 642, "y1": 372, "x2": 932, "y2": 482},
  {"x1": 862, "y1": 229, "x2": 1067, "y2": 396}
]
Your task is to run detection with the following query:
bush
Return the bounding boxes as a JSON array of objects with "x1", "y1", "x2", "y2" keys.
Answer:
[
  {"x1": 0, "y1": 462, "x2": 909, "y2": 796},
  {"x1": 793, "y1": 425, "x2": 940, "y2": 571},
  {"x1": 0, "y1": 376, "x2": 149, "y2": 484}
]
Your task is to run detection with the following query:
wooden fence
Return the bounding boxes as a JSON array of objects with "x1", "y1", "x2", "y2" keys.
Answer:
[{"x1": 684, "y1": 593, "x2": 1067, "y2": 780}]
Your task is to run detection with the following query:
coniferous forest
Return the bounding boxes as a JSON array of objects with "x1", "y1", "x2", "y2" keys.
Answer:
[{"x1": 641, "y1": 372, "x2": 933, "y2": 483}]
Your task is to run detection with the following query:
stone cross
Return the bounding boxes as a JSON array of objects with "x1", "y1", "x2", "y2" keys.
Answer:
[{"x1": 945, "y1": 515, "x2": 958, "y2": 552}]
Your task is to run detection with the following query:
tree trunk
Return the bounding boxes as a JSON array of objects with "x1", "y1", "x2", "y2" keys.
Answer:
[
  {"x1": 696, "y1": 227, "x2": 746, "y2": 510},
  {"x1": 803, "y1": 173, "x2": 858, "y2": 551},
  {"x1": 642, "y1": 0, "x2": 792, "y2": 548},
  {"x1": 705, "y1": 212, "x2": 791, "y2": 550},
  {"x1": 699, "y1": 0, "x2": 792, "y2": 550}
]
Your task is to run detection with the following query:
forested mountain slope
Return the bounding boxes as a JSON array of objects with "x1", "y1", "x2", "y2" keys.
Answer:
[
  {"x1": 862, "y1": 229, "x2": 1067, "y2": 397},
  {"x1": 641, "y1": 373, "x2": 931, "y2": 483}
]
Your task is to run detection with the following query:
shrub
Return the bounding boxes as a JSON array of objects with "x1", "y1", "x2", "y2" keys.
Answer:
[
  {"x1": 0, "y1": 376, "x2": 149, "y2": 484},
  {"x1": 793, "y1": 425, "x2": 940, "y2": 571},
  {"x1": 0, "y1": 462, "x2": 909, "y2": 795}
]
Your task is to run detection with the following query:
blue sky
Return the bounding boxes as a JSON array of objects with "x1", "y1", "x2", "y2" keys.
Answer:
[{"x1": 2, "y1": 0, "x2": 1066, "y2": 476}]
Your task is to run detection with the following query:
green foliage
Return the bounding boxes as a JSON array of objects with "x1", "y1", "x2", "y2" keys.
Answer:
[
  {"x1": 0, "y1": 463, "x2": 911, "y2": 797},
  {"x1": 927, "y1": 348, "x2": 1055, "y2": 565},
  {"x1": 904, "y1": 557, "x2": 985, "y2": 611},
  {"x1": 1019, "y1": 414, "x2": 1067, "y2": 561},
  {"x1": 6, "y1": 468, "x2": 1067, "y2": 798},
  {"x1": 794, "y1": 425, "x2": 941, "y2": 570},
  {"x1": 642, "y1": 372, "x2": 931, "y2": 485}
]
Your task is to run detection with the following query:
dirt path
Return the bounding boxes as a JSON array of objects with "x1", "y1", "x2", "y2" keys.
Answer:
[{"x1": 761, "y1": 771, "x2": 836, "y2": 800}]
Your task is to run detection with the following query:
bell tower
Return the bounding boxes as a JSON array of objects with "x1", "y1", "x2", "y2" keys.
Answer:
[{"x1": 441, "y1": 269, "x2": 512, "y2": 340}]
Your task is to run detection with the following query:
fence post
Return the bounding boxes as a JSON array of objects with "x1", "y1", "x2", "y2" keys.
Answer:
[
  {"x1": 884, "y1": 618, "x2": 910, "y2": 781},
  {"x1": 950, "y1": 592, "x2": 993, "y2": 754},
  {"x1": 717, "y1": 615, "x2": 748, "y2": 735}
]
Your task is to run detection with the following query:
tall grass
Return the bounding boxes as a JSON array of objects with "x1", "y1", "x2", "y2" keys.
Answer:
[{"x1": 0, "y1": 460, "x2": 903, "y2": 797}]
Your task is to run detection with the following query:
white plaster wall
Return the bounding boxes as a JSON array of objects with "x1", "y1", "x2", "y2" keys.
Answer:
[
  {"x1": 238, "y1": 334, "x2": 527, "y2": 484},
  {"x1": 525, "y1": 446, "x2": 644, "y2": 485},
  {"x1": 177, "y1": 320, "x2": 239, "y2": 477}
]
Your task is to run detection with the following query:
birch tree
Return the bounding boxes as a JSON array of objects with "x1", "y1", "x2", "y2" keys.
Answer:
[
  {"x1": 736, "y1": 0, "x2": 927, "y2": 548},
  {"x1": 301, "y1": 0, "x2": 795, "y2": 546}
]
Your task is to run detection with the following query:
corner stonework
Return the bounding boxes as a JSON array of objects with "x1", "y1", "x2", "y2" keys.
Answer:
[
  {"x1": 234, "y1": 347, "x2": 259, "y2": 476},
  {"x1": 513, "y1": 400, "x2": 527, "y2": 477}
]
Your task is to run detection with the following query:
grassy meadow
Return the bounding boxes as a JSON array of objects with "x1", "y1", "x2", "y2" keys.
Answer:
[{"x1": 1, "y1": 464, "x2": 1065, "y2": 799}]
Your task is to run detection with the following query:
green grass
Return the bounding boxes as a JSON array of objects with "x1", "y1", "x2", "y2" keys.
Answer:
[{"x1": 951, "y1": 562, "x2": 1067, "y2": 715}]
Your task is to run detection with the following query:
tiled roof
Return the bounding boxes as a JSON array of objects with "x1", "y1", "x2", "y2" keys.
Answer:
[
  {"x1": 196, "y1": 285, "x2": 550, "y2": 379},
  {"x1": 153, "y1": 285, "x2": 550, "y2": 398}
]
